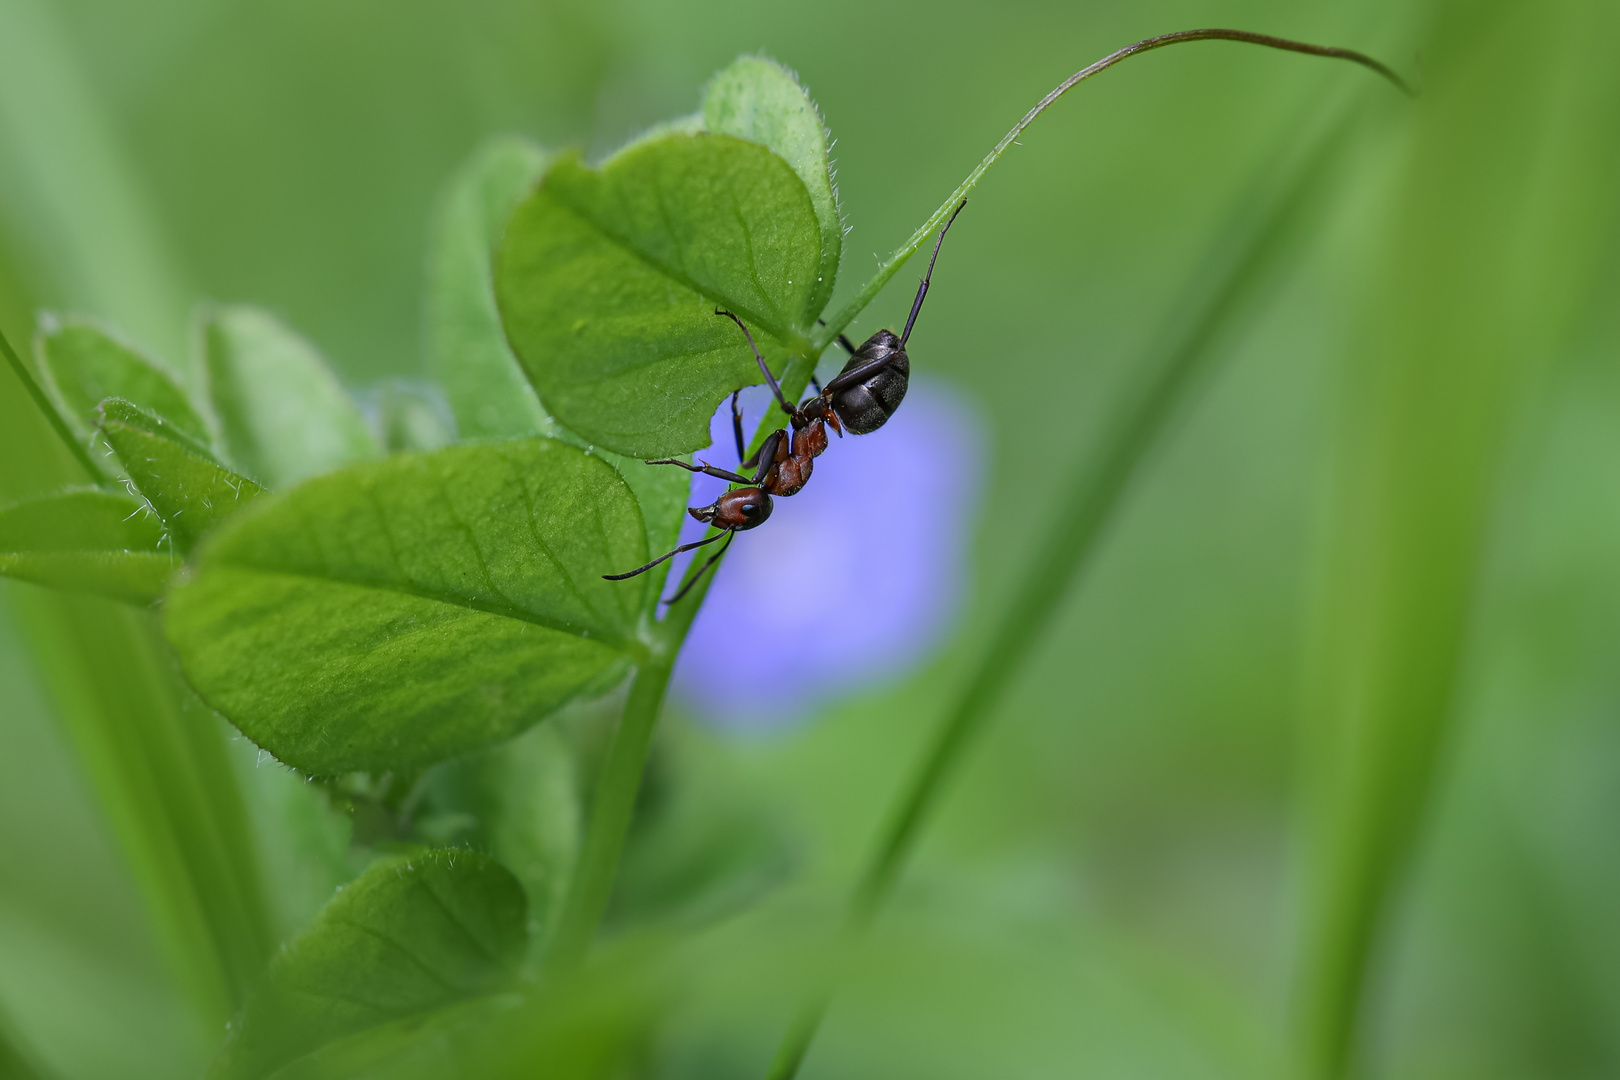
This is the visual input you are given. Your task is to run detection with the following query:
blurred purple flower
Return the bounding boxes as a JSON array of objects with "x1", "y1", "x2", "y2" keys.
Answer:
[{"x1": 669, "y1": 378, "x2": 983, "y2": 730}]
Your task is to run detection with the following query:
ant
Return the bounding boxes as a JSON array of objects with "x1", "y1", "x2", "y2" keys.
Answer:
[{"x1": 603, "y1": 199, "x2": 968, "y2": 603}]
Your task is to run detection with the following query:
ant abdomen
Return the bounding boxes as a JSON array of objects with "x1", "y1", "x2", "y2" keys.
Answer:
[{"x1": 831, "y1": 330, "x2": 910, "y2": 435}]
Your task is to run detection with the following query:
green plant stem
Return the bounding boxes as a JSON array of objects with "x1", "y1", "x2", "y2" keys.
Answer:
[
  {"x1": 544, "y1": 351, "x2": 820, "y2": 971},
  {"x1": 545, "y1": 658, "x2": 673, "y2": 971},
  {"x1": 813, "y1": 28, "x2": 1407, "y2": 352},
  {"x1": 0, "y1": 320, "x2": 104, "y2": 482},
  {"x1": 764, "y1": 84, "x2": 1376, "y2": 1080}
]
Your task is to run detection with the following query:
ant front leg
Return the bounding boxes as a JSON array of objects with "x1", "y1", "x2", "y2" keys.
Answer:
[
  {"x1": 716, "y1": 309, "x2": 794, "y2": 418},
  {"x1": 645, "y1": 457, "x2": 755, "y2": 486}
]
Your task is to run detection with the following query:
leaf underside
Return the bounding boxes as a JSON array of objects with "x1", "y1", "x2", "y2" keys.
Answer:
[
  {"x1": 496, "y1": 132, "x2": 825, "y2": 458},
  {"x1": 212, "y1": 850, "x2": 525, "y2": 1080},
  {"x1": 702, "y1": 55, "x2": 842, "y2": 318},
  {"x1": 164, "y1": 438, "x2": 649, "y2": 775}
]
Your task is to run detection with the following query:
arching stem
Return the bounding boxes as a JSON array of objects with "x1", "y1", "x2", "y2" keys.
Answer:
[{"x1": 813, "y1": 28, "x2": 1409, "y2": 350}]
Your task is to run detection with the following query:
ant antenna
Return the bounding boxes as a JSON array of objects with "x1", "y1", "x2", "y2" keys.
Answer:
[
  {"x1": 901, "y1": 199, "x2": 967, "y2": 347},
  {"x1": 602, "y1": 529, "x2": 728, "y2": 581},
  {"x1": 717, "y1": 309, "x2": 792, "y2": 415},
  {"x1": 664, "y1": 529, "x2": 736, "y2": 604}
]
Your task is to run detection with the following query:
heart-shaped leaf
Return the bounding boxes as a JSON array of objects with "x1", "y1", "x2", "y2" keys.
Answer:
[
  {"x1": 496, "y1": 132, "x2": 824, "y2": 457},
  {"x1": 198, "y1": 305, "x2": 381, "y2": 487},
  {"x1": 34, "y1": 314, "x2": 210, "y2": 445},
  {"x1": 164, "y1": 438, "x2": 650, "y2": 774},
  {"x1": 0, "y1": 488, "x2": 171, "y2": 604},
  {"x1": 702, "y1": 56, "x2": 841, "y2": 318},
  {"x1": 211, "y1": 850, "x2": 525, "y2": 1080},
  {"x1": 98, "y1": 397, "x2": 267, "y2": 552},
  {"x1": 428, "y1": 137, "x2": 552, "y2": 441}
]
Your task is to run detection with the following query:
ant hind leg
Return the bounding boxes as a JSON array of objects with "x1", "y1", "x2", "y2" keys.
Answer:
[{"x1": 645, "y1": 458, "x2": 754, "y2": 486}]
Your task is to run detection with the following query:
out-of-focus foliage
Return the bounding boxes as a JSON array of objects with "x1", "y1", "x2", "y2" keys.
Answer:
[
  {"x1": 211, "y1": 850, "x2": 526, "y2": 1080},
  {"x1": 1, "y1": 1, "x2": 1618, "y2": 1079}
]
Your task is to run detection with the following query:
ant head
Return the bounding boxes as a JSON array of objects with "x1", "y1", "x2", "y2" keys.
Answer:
[{"x1": 690, "y1": 486, "x2": 773, "y2": 531}]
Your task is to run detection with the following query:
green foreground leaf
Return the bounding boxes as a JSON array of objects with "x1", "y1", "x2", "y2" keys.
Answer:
[
  {"x1": 98, "y1": 397, "x2": 266, "y2": 552},
  {"x1": 211, "y1": 850, "x2": 525, "y2": 1080},
  {"x1": 0, "y1": 487, "x2": 171, "y2": 604},
  {"x1": 164, "y1": 438, "x2": 649, "y2": 774},
  {"x1": 198, "y1": 306, "x2": 380, "y2": 487},
  {"x1": 497, "y1": 132, "x2": 824, "y2": 457}
]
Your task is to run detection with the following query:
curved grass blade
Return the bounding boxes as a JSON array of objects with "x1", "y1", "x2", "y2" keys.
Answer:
[{"x1": 763, "y1": 85, "x2": 1376, "y2": 1080}]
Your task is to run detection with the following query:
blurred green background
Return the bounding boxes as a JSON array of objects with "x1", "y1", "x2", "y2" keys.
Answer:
[{"x1": 3, "y1": 0, "x2": 1619, "y2": 1077}]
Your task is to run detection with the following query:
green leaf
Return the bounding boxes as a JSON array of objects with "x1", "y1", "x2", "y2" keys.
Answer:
[
  {"x1": 33, "y1": 316, "x2": 210, "y2": 446},
  {"x1": 702, "y1": 56, "x2": 841, "y2": 318},
  {"x1": 211, "y1": 850, "x2": 525, "y2": 1080},
  {"x1": 198, "y1": 306, "x2": 381, "y2": 487},
  {"x1": 0, "y1": 487, "x2": 171, "y2": 604},
  {"x1": 164, "y1": 438, "x2": 649, "y2": 775},
  {"x1": 259, "y1": 996, "x2": 518, "y2": 1080},
  {"x1": 98, "y1": 398, "x2": 267, "y2": 553},
  {"x1": 496, "y1": 132, "x2": 824, "y2": 457},
  {"x1": 428, "y1": 137, "x2": 552, "y2": 440},
  {"x1": 420, "y1": 721, "x2": 582, "y2": 960}
]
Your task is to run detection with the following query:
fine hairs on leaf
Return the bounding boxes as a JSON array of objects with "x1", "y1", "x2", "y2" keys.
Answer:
[
  {"x1": 0, "y1": 487, "x2": 171, "y2": 604},
  {"x1": 97, "y1": 397, "x2": 267, "y2": 553}
]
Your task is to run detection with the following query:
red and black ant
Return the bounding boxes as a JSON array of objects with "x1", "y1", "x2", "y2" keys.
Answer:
[{"x1": 603, "y1": 199, "x2": 969, "y2": 602}]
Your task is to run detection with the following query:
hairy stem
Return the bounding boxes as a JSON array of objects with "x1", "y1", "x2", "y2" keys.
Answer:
[
  {"x1": 765, "y1": 81, "x2": 1378, "y2": 1080},
  {"x1": 813, "y1": 28, "x2": 1408, "y2": 352},
  {"x1": 0, "y1": 321, "x2": 105, "y2": 482}
]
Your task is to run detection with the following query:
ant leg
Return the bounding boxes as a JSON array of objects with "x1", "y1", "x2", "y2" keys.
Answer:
[
  {"x1": 822, "y1": 352, "x2": 891, "y2": 395},
  {"x1": 603, "y1": 529, "x2": 727, "y2": 581},
  {"x1": 716, "y1": 309, "x2": 793, "y2": 416},
  {"x1": 810, "y1": 375, "x2": 824, "y2": 394},
  {"x1": 900, "y1": 198, "x2": 967, "y2": 347},
  {"x1": 742, "y1": 429, "x2": 783, "y2": 477},
  {"x1": 730, "y1": 389, "x2": 745, "y2": 463},
  {"x1": 816, "y1": 317, "x2": 857, "y2": 356},
  {"x1": 646, "y1": 458, "x2": 754, "y2": 486},
  {"x1": 664, "y1": 529, "x2": 736, "y2": 604}
]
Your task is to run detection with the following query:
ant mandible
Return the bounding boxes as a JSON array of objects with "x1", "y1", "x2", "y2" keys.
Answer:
[{"x1": 603, "y1": 199, "x2": 968, "y2": 602}]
